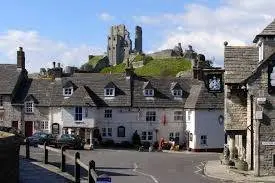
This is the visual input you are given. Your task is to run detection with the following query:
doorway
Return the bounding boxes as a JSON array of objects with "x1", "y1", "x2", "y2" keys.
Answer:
[
  {"x1": 25, "y1": 121, "x2": 33, "y2": 137},
  {"x1": 12, "y1": 121, "x2": 18, "y2": 129}
]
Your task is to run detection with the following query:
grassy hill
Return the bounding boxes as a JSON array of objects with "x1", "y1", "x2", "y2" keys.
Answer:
[
  {"x1": 100, "y1": 58, "x2": 191, "y2": 77},
  {"x1": 88, "y1": 55, "x2": 105, "y2": 67}
]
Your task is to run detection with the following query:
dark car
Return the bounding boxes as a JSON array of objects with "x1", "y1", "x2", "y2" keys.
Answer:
[
  {"x1": 27, "y1": 132, "x2": 56, "y2": 147},
  {"x1": 56, "y1": 134, "x2": 85, "y2": 150}
]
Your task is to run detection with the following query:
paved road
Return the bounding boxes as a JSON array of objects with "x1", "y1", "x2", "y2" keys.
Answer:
[{"x1": 20, "y1": 146, "x2": 227, "y2": 183}]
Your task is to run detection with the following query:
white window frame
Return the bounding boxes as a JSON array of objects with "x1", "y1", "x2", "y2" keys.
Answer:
[
  {"x1": 104, "y1": 109, "x2": 112, "y2": 118},
  {"x1": 259, "y1": 42, "x2": 264, "y2": 62},
  {"x1": 143, "y1": 89, "x2": 154, "y2": 97},
  {"x1": 40, "y1": 121, "x2": 49, "y2": 132},
  {"x1": 200, "y1": 135, "x2": 207, "y2": 145},
  {"x1": 25, "y1": 101, "x2": 34, "y2": 113},
  {"x1": 174, "y1": 111, "x2": 183, "y2": 121},
  {"x1": 186, "y1": 110, "x2": 192, "y2": 122},
  {"x1": 75, "y1": 106, "x2": 83, "y2": 121},
  {"x1": 108, "y1": 128, "x2": 112, "y2": 137},
  {"x1": 148, "y1": 131, "x2": 153, "y2": 141},
  {"x1": 189, "y1": 133, "x2": 193, "y2": 141},
  {"x1": 172, "y1": 90, "x2": 182, "y2": 97},
  {"x1": 141, "y1": 131, "x2": 147, "y2": 140},
  {"x1": 63, "y1": 87, "x2": 73, "y2": 96},
  {"x1": 146, "y1": 111, "x2": 156, "y2": 122},
  {"x1": 169, "y1": 132, "x2": 174, "y2": 141},
  {"x1": 102, "y1": 128, "x2": 106, "y2": 137},
  {"x1": 104, "y1": 88, "x2": 115, "y2": 97},
  {"x1": 141, "y1": 131, "x2": 153, "y2": 141}
]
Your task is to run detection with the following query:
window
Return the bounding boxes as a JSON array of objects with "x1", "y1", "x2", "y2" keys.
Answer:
[
  {"x1": 63, "y1": 87, "x2": 73, "y2": 96},
  {"x1": 259, "y1": 42, "x2": 264, "y2": 62},
  {"x1": 172, "y1": 90, "x2": 182, "y2": 97},
  {"x1": 108, "y1": 128, "x2": 112, "y2": 137},
  {"x1": 104, "y1": 88, "x2": 115, "y2": 96},
  {"x1": 273, "y1": 154, "x2": 275, "y2": 167},
  {"x1": 0, "y1": 96, "x2": 3, "y2": 106},
  {"x1": 141, "y1": 131, "x2": 147, "y2": 140},
  {"x1": 186, "y1": 110, "x2": 192, "y2": 122},
  {"x1": 169, "y1": 132, "x2": 174, "y2": 141},
  {"x1": 104, "y1": 109, "x2": 112, "y2": 118},
  {"x1": 143, "y1": 89, "x2": 154, "y2": 97},
  {"x1": 141, "y1": 131, "x2": 153, "y2": 141},
  {"x1": 40, "y1": 121, "x2": 49, "y2": 132},
  {"x1": 146, "y1": 111, "x2": 156, "y2": 122},
  {"x1": 25, "y1": 101, "x2": 34, "y2": 113},
  {"x1": 148, "y1": 131, "x2": 153, "y2": 141},
  {"x1": 174, "y1": 111, "x2": 183, "y2": 121},
  {"x1": 102, "y1": 128, "x2": 106, "y2": 137},
  {"x1": 189, "y1": 133, "x2": 193, "y2": 141},
  {"x1": 117, "y1": 126, "x2": 125, "y2": 137},
  {"x1": 75, "y1": 107, "x2": 82, "y2": 121},
  {"x1": 200, "y1": 135, "x2": 207, "y2": 145}
]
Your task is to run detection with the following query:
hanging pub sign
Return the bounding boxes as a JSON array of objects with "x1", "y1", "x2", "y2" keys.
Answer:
[
  {"x1": 206, "y1": 74, "x2": 223, "y2": 92},
  {"x1": 268, "y1": 61, "x2": 275, "y2": 94},
  {"x1": 52, "y1": 123, "x2": 60, "y2": 135}
]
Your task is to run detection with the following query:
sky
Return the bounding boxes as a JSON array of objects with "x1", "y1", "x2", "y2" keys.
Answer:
[{"x1": 0, "y1": 0, "x2": 275, "y2": 72}]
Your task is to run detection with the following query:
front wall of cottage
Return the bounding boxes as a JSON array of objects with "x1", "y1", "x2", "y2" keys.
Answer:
[
  {"x1": 249, "y1": 65, "x2": 275, "y2": 176},
  {"x1": 0, "y1": 96, "x2": 21, "y2": 127}
]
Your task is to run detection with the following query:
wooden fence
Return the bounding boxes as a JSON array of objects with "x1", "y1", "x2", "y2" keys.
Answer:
[{"x1": 25, "y1": 140, "x2": 98, "y2": 183}]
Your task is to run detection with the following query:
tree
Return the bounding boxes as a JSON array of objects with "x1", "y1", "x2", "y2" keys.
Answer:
[{"x1": 132, "y1": 130, "x2": 141, "y2": 146}]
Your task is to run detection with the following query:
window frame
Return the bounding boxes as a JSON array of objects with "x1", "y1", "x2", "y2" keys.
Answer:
[
  {"x1": 107, "y1": 128, "x2": 112, "y2": 137},
  {"x1": 148, "y1": 131, "x2": 153, "y2": 141},
  {"x1": 74, "y1": 106, "x2": 83, "y2": 121},
  {"x1": 143, "y1": 89, "x2": 154, "y2": 97},
  {"x1": 172, "y1": 89, "x2": 182, "y2": 97},
  {"x1": 102, "y1": 128, "x2": 106, "y2": 137},
  {"x1": 141, "y1": 131, "x2": 147, "y2": 141},
  {"x1": 63, "y1": 87, "x2": 73, "y2": 96},
  {"x1": 117, "y1": 126, "x2": 125, "y2": 137},
  {"x1": 104, "y1": 88, "x2": 115, "y2": 97},
  {"x1": 186, "y1": 110, "x2": 192, "y2": 122},
  {"x1": 40, "y1": 121, "x2": 49, "y2": 130},
  {"x1": 189, "y1": 133, "x2": 193, "y2": 141},
  {"x1": 104, "y1": 109, "x2": 112, "y2": 118},
  {"x1": 25, "y1": 101, "x2": 34, "y2": 113},
  {"x1": 146, "y1": 111, "x2": 156, "y2": 122},
  {"x1": 174, "y1": 111, "x2": 184, "y2": 121}
]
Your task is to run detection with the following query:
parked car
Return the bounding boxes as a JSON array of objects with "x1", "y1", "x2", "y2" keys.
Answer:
[
  {"x1": 55, "y1": 134, "x2": 85, "y2": 150},
  {"x1": 27, "y1": 132, "x2": 56, "y2": 147}
]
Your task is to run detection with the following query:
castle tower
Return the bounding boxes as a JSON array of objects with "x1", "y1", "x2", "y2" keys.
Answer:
[{"x1": 135, "y1": 26, "x2": 142, "y2": 53}]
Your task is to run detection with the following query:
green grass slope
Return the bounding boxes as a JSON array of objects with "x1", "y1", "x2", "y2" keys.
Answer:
[{"x1": 100, "y1": 58, "x2": 191, "y2": 77}]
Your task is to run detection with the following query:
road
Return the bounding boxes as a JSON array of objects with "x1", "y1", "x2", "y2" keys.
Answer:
[{"x1": 20, "y1": 146, "x2": 226, "y2": 183}]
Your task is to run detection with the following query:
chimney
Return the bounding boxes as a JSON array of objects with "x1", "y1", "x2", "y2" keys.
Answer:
[
  {"x1": 53, "y1": 61, "x2": 56, "y2": 68},
  {"x1": 17, "y1": 47, "x2": 25, "y2": 70},
  {"x1": 57, "y1": 62, "x2": 61, "y2": 68}
]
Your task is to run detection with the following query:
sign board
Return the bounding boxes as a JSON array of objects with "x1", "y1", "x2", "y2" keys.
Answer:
[
  {"x1": 51, "y1": 123, "x2": 60, "y2": 135},
  {"x1": 262, "y1": 141, "x2": 275, "y2": 146},
  {"x1": 96, "y1": 177, "x2": 111, "y2": 183}
]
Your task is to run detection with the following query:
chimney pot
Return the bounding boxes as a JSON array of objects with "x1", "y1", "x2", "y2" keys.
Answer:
[
  {"x1": 57, "y1": 63, "x2": 61, "y2": 68},
  {"x1": 19, "y1": 47, "x2": 23, "y2": 51},
  {"x1": 53, "y1": 62, "x2": 56, "y2": 68},
  {"x1": 17, "y1": 47, "x2": 25, "y2": 70}
]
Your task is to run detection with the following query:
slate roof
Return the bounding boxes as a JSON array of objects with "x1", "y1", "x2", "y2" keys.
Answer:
[
  {"x1": 0, "y1": 64, "x2": 22, "y2": 94},
  {"x1": 253, "y1": 19, "x2": 275, "y2": 43},
  {"x1": 62, "y1": 86, "x2": 96, "y2": 106},
  {"x1": 184, "y1": 81, "x2": 224, "y2": 109},
  {"x1": 224, "y1": 46, "x2": 258, "y2": 84},
  {"x1": 132, "y1": 76, "x2": 196, "y2": 108}
]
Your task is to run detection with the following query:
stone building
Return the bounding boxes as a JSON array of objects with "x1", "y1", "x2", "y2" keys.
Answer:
[
  {"x1": 107, "y1": 25, "x2": 142, "y2": 66},
  {"x1": 224, "y1": 19, "x2": 275, "y2": 176}
]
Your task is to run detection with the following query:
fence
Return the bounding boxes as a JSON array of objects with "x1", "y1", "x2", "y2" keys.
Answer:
[{"x1": 25, "y1": 139, "x2": 98, "y2": 183}]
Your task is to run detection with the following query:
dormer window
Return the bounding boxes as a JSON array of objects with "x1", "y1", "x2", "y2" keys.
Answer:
[
  {"x1": 63, "y1": 87, "x2": 73, "y2": 96},
  {"x1": 25, "y1": 101, "x2": 34, "y2": 113},
  {"x1": 144, "y1": 89, "x2": 154, "y2": 97},
  {"x1": 104, "y1": 88, "x2": 115, "y2": 96},
  {"x1": 172, "y1": 89, "x2": 182, "y2": 97}
]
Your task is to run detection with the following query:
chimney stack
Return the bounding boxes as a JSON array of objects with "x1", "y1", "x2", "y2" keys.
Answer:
[
  {"x1": 57, "y1": 62, "x2": 61, "y2": 68},
  {"x1": 53, "y1": 61, "x2": 56, "y2": 68},
  {"x1": 17, "y1": 47, "x2": 25, "y2": 70}
]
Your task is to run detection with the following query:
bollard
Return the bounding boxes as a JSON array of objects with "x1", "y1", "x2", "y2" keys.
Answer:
[
  {"x1": 60, "y1": 146, "x2": 66, "y2": 172},
  {"x1": 26, "y1": 139, "x2": 30, "y2": 159},
  {"x1": 88, "y1": 160, "x2": 96, "y2": 183},
  {"x1": 43, "y1": 142, "x2": 48, "y2": 164},
  {"x1": 74, "y1": 152, "x2": 80, "y2": 183}
]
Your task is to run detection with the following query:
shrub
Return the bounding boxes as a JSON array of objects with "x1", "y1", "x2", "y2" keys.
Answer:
[
  {"x1": 141, "y1": 141, "x2": 151, "y2": 149},
  {"x1": 132, "y1": 130, "x2": 141, "y2": 146},
  {"x1": 153, "y1": 141, "x2": 159, "y2": 149},
  {"x1": 102, "y1": 139, "x2": 114, "y2": 147},
  {"x1": 235, "y1": 160, "x2": 248, "y2": 171},
  {"x1": 120, "y1": 141, "x2": 132, "y2": 148},
  {"x1": 162, "y1": 143, "x2": 172, "y2": 150}
]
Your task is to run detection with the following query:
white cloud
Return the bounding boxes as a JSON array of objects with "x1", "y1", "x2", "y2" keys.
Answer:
[
  {"x1": 0, "y1": 30, "x2": 104, "y2": 73},
  {"x1": 98, "y1": 12, "x2": 115, "y2": 21},
  {"x1": 134, "y1": 0, "x2": 275, "y2": 67}
]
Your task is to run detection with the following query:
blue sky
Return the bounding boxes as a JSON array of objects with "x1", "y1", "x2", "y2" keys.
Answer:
[{"x1": 0, "y1": 0, "x2": 274, "y2": 72}]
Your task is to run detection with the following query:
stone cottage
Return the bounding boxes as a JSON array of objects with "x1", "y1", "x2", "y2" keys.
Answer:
[{"x1": 224, "y1": 19, "x2": 275, "y2": 176}]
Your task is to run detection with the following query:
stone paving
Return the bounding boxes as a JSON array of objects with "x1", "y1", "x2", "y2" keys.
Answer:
[{"x1": 204, "y1": 160, "x2": 275, "y2": 183}]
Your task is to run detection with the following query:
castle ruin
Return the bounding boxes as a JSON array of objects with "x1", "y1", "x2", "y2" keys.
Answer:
[{"x1": 107, "y1": 25, "x2": 142, "y2": 66}]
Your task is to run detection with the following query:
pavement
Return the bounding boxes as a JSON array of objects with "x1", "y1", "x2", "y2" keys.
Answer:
[
  {"x1": 204, "y1": 160, "x2": 275, "y2": 183},
  {"x1": 19, "y1": 157, "x2": 74, "y2": 183}
]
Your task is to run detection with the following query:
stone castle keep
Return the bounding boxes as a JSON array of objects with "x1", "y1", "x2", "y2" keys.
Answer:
[{"x1": 107, "y1": 25, "x2": 142, "y2": 66}]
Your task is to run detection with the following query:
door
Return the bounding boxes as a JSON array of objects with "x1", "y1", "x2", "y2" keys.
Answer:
[
  {"x1": 25, "y1": 121, "x2": 33, "y2": 137},
  {"x1": 12, "y1": 121, "x2": 18, "y2": 129}
]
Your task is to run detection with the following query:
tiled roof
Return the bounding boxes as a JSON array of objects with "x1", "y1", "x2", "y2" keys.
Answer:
[
  {"x1": 0, "y1": 64, "x2": 21, "y2": 94},
  {"x1": 184, "y1": 81, "x2": 224, "y2": 109},
  {"x1": 62, "y1": 86, "x2": 96, "y2": 106},
  {"x1": 224, "y1": 46, "x2": 258, "y2": 84},
  {"x1": 132, "y1": 76, "x2": 195, "y2": 108},
  {"x1": 253, "y1": 19, "x2": 275, "y2": 43}
]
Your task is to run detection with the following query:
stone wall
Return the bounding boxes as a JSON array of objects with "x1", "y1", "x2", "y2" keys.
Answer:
[
  {"x1": 0, "y1": 132, "x2": 20, "y2": 183},
  {"x1": 132, "y1": 60, "x2": 144, "y2": 68}
]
